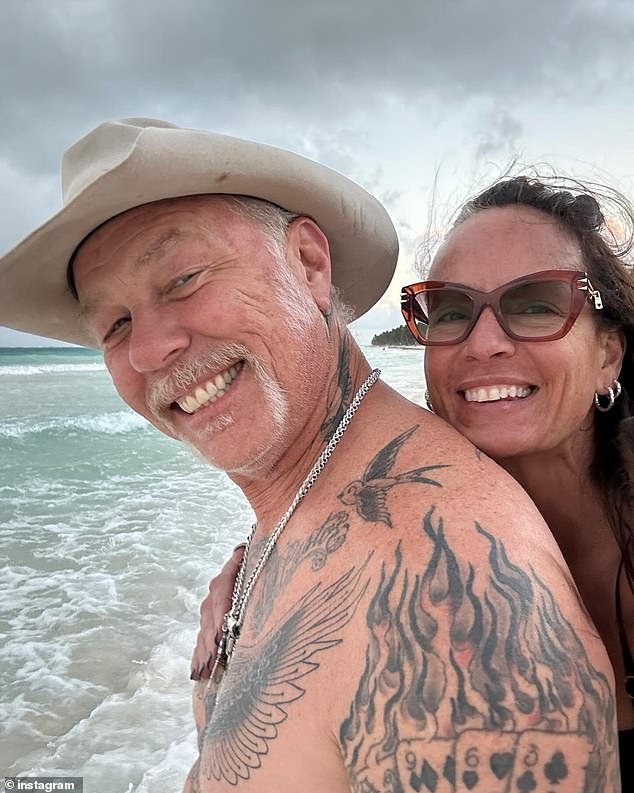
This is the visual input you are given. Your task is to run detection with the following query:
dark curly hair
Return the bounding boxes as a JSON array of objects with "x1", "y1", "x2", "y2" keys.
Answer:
[{"x1": 453, "y1": 175, "x2": 634, "y2": 590}]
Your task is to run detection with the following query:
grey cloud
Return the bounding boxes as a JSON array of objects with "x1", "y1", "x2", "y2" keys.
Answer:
[
  {"x1": 3, "y1": 0, "x2": 634, "y2": 176},
  {"x1": 2, "y1": 0, "x2": 633, "y2": 344},
  {"x1": 2, "y1": 0, "x2": 634, "y2": 260},
  {"x1": 474, "y1": 107, "x2": 523, "y2": 160}
]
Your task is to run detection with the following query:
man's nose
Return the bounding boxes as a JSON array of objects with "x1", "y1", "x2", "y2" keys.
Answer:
[
  {"x1": 462, "y1": 306, "x2": 516, "y2": 360},
  {"x1": 127, "y1": 309, "x2": 190, "y2": 373}
]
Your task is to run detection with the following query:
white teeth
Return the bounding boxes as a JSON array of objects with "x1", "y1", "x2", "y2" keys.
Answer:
[
  {"x1": 174, "y1": 362, "x2": 242, "y2": 413},
  {"x1": 464, "y1": 384, "x2": 533, "y2": 403},
  {"x1": 184, "y1": 395, "x2": 199, "y2": 412},
  {"x1": 194, "y1": 387, "x2": 210, "y2": 405}
]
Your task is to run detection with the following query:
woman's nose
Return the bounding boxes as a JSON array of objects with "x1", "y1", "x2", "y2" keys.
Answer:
[{"x1": 462, "y1": 306, "x2": 516, "y2": 360}]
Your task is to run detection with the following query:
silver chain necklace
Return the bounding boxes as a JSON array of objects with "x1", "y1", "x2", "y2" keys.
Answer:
[{"x1": 209, "y1": 367, "x2": 380, "y2": 681}]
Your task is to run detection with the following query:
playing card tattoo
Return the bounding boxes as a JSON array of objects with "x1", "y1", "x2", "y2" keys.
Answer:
[{"x1": 340, "y1": 509, "x2": 617, "y2": 792}]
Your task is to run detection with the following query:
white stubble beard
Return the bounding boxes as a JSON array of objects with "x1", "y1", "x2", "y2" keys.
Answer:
[
  {"x1": 144, "y1": 342, "x2": 289, "y2": 471},
  {"x1": 144, "y1": 259, "x2": 326, "y2": 475}
]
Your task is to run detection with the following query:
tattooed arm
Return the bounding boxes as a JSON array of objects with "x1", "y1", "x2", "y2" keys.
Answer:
[
  {"x1": 186, "y1": 416, "x2": 619, "y2": 792},
  {"x1": 339, "y1": 504, "x2": 619, "y2": 793}
]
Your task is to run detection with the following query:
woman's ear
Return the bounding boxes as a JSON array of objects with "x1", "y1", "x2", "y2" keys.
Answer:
[{"x1": 596, "y1": 326, "x2": 626, "y2": 392}]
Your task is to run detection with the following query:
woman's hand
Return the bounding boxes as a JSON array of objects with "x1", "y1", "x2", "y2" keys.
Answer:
[{"x1": 190, "y1": 543, "x2": 245, "y2": 680}]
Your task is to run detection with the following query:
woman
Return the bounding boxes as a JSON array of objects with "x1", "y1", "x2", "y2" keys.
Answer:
[
  {"x1": 408, "y1": 175, "x2": 634, "y2": 788},
  {"x1": 192, "y1": 175, "x2": 634, "y2": 785}
]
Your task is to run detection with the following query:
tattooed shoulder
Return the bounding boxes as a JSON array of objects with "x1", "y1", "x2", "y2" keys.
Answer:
[
  {"x1": 251, "y1": 424, "x2": 450, "y2": 631},
  {"x1": 340, "y1": 508, "x2": 619, "y2": 793},
  {"x1": 337, "y1": 425, "x2": 448, "y2": 527},
  {"x1": 247, "y1": 509, "x2": 352, "y2": 632}
]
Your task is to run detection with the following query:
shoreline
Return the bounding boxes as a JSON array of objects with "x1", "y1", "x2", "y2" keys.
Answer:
[{"x1": 369, "y1": 344, "x2": 424, "y2": 350}]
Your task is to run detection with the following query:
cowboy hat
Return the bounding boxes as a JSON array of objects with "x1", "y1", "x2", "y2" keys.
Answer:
[{"x1": 0, "y1": 117, "x2": 399, "y2": 348}]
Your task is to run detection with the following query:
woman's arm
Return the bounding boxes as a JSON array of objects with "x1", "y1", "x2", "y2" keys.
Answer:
[{"x1": 190, "y1": 543, "x2": 245, "y2": 680}]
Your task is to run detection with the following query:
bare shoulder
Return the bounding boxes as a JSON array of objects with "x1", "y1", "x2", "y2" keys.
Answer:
[
  {"x1": 186, "y1": 407, "x2": 619, "y2": 792},
  {"x1": 334, "y1": 412, "x2": 619, "y2": 792},
  {"x1": 344, "y1": 399, "x2": 574, "y2": 567}
]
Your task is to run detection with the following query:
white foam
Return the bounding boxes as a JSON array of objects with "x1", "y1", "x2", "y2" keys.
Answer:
[
  {"x1": 0, "y1": 411, "x2": 149, "y2": 438},
  {"x1": 13, "y1": 629, "x2": 198, "y2": 791},
  {"x1": 0, "y1": 362, "x2": 105, "y2": 376}
]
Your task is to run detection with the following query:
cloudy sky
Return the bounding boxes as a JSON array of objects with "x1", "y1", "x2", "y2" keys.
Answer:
[{"x1": 2, "y1": 0, "x2": 634, "y2": 345}]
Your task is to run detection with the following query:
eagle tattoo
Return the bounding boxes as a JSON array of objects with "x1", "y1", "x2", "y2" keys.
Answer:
[{"x1": 198, "y1": 560, "x2": 371, "y2": 785}]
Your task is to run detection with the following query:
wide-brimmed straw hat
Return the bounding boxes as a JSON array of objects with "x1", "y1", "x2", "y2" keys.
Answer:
[{"x1": 0, "y1": 117, "x2": 399, "y2": 348}]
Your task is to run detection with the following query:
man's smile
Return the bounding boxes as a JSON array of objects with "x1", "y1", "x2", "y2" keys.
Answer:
[{"x1": 174, "y1": 361, "x2": 244, "y2": 414}]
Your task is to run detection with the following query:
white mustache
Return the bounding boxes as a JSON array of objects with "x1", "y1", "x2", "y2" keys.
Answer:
[{"x1": 146, "y1": 343, "x2": 250, "y2": 419}]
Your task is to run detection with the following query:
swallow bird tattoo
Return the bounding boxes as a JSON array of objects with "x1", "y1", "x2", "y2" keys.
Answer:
[{"x1": 337, "y1": 425, "x2": 448, "y2": 526}]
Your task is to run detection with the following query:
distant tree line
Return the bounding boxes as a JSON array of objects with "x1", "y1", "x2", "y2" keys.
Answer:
[{"x1": 371, "y1": 325, "x2": 416, "y2": 346}]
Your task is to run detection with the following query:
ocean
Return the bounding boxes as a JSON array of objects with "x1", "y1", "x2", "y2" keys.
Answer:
[{"x1": 0, "y1": 343, "x2": 426, "y2": 792}]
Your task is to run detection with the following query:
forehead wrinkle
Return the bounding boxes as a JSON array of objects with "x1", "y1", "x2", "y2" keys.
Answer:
[
  {"x1": 132, "y1": 229, "x2": 185, "y2": 272},
  {"x1": 75, "y1": 224, "x2": 217, "y2": 321}
]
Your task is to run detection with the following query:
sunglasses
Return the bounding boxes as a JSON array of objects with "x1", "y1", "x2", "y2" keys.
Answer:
[{"x1": 401, "y1": 270, "x2": 603, "y2": 346}]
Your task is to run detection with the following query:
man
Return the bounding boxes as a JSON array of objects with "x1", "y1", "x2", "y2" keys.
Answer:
[{"x1": 0, "y1": 118, "x2": 619, "y2": 792}]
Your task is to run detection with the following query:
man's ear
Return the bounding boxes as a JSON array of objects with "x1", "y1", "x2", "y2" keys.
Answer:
[
  {"x1": 596, "y1": 326, "x2": 626, "y2": 392},
  {"x1": 285, "y1": 218, "x2": 332, "y2": 312}
]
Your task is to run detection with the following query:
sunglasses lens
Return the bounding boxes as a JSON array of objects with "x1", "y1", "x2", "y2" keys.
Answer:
[
  {"x1": 408, "y1": 277, "x2": 578, "y2": 345},
  {"x1": 414, "y1": 289, "x2": 475, "y2": 343},
  {"x1": 500, "y1": 280, "x2": 573, "y2": 339}
]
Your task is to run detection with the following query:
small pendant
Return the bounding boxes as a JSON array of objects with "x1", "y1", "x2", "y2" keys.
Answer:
[
  {"x1": 208, "y1": 610, "x2": 242, "y2": 683},
  {"x1": 223, "y1": 611, "x2": 242, "y2": 660}
]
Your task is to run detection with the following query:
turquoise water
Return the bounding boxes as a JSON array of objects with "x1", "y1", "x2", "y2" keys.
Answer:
[{"x1": 0, "y1": 345, "x2": 426, "y2": 792}]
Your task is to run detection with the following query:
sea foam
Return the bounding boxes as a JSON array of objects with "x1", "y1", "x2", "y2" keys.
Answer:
[
  {"x1": 0, "y1": 362, "x2": 106, "y2": 376},
  {"x1": 0, "y1": 411, "x2": 149, "y2": 438}
]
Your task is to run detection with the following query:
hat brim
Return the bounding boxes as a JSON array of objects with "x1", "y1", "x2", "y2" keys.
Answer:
[{"x1": 0, "y1": 123, "x2": 399, "y2": 348}]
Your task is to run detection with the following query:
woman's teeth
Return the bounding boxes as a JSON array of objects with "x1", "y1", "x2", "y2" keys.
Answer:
[
  {"x1": 463, "y1": 384, "x2": 533, "y2": 403},
  {"x1": 175, "y1": 362, "x2": 243, "y2": 414}
]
